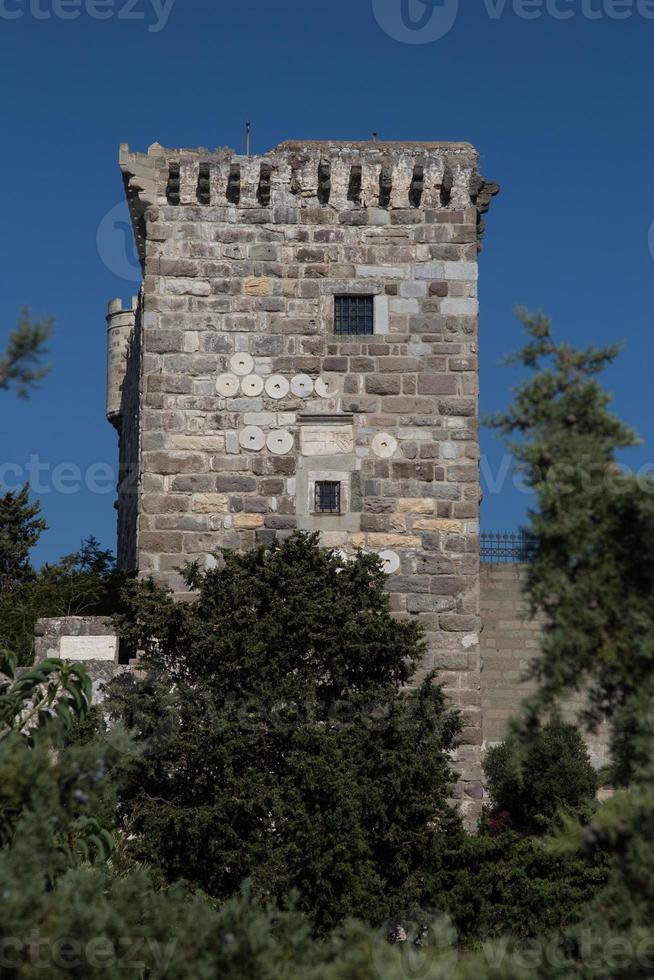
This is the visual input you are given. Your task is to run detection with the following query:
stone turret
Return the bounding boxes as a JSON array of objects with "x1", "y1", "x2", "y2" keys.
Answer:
[{"x1": 105, "y1": 296, "x2": 138, "y2": 429}]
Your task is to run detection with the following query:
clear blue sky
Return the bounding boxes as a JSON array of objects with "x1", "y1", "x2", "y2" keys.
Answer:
[{"x1": 1, "y1": 0, "x2": 652, "y2": 565}]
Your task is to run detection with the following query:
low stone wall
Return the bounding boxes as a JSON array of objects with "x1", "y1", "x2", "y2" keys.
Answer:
[
  {"x1": 34, "y1": 617, "x2": 124, "y2": 698},
  {"x1": 480, "y1": 563, "x2": 610, "y2": 769}
]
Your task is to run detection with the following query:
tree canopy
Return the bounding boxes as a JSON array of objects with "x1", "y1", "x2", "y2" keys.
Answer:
[{"x1": 0, "y1": 309, "x2": 54, "y2": 398}]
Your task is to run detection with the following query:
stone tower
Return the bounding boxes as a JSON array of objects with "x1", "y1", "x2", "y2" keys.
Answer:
[{"x1": 108, "y1": 138, "x2": 498, "y2": 812}]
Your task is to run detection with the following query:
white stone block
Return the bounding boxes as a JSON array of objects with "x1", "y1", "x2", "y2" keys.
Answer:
[
  {"x1": 60, "y1": 635, "x2": 117, "y2": 663},
  {"x1": 389, "y1": 298, "x2": 419, "y2": 314},
  {"x1": 374, "y1": 295, "x2": 390, "y2": 333},
  {"x1": 244, "y1": 412, "x2": 276, "y2": 427},
  {"x1": 413, "y1": 263, "x2": 444, "y2": 280},
  {"x1": 441, "y1": 262, "x2": 479, "y2": 281},
  {"x1": 400, "y1": 282, "x2": 428, "y2": 298},
  {"x1": 357, "y1": 265, "x2": 404, "y2": 279},
  {"x1": 440, "y1": 298, "x2": 479, "y2": 316}
]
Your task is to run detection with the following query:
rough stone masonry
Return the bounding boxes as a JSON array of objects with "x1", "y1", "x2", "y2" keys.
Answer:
[{"x1": 107, "y1": 138, "x2": 499, "y2": 815}]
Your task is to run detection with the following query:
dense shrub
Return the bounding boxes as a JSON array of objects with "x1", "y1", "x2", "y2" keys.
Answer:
[
  {"x1": 439, "y1": 827, "x2": 607, "y2": 946},
  {"x1": 484, "y1": 716, "x2": 598, "y2": 833},
  {"x1": 105, "y1": 532, "x2": 465, "y2": 931},
  {"x1": 0, "y1": 648, "x2": 425, "y2": 980}
]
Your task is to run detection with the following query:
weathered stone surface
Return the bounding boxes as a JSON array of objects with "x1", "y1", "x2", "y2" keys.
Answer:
[
  {"x1": 365, "y1": 375, "x2": 401, "y2": 395},
  {"x1": 192, "y1": 493, "x2": 230, "y2": 513},
  {"x1": 244, "y1": 277, "x2": 273, "y2": 296},
  {"x1": 397, "y1": 498, "x2": 433, "y2": 514},
  {"x1": 233, "y1": 513, "x2": 265, "y2": 529}
]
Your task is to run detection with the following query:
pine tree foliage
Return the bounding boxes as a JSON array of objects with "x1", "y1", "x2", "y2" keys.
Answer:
[
  {"x1": 435, "y1": 309, "x2": 654, "y2": 977},
  {"x1": 484, "y1": 714, "x2": 598, "y2": 833},
  {"x1": 0, "y1": 654, "x2": 452, "y2": 979},
  {"x1": 0, "y1": 309, "x2": 54, "y2": 398},
  {"x1": 105, "y1": 531, "x2": 602, "y2": 944},
  {"x1": 488, "y1": 308, "x2": 654, "y2": 780},
  {"x1": 106, "y1": 532, "x2": 465, "y2": 930},
  {"x1": 0, "y1": 485, "x2": 47, "y2": 593}
]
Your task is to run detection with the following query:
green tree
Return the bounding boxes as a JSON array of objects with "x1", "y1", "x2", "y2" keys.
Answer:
[
  {"x1": 484, "y1": 715, "x2": 598, "y2": 834},
  {"x1": 435, "y1": 827, "x2": 606, "y2": 947},
  {"x1": 0, "y1": 650, "x2": 443, "y2": 979},
  {"x1": 105, "y1": 532, "x2": 464, "y2": 931},
  {"x1": 434, "y1": 309, "x2": 654, "y2": 977},
  {"x1": 0, "y1": 485, "x2": 47, "y2": 593},
  {"x1": 488, "y1": 308, "x2": 654, "y2": 784},
  {"x1": 0, "y1": 309, "x2": 54, "y2": 398},
  {"x1": 0, "y1": 534, "x2": 125, "y2": 667}
]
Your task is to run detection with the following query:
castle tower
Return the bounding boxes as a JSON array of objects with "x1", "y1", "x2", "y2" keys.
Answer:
[{"x1": 110, "y1": 138, "x2": 499, "y2": 813}]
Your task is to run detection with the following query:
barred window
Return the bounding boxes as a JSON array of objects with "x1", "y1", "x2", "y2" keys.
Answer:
[
  {"x1": 314, "y1": 481, "x2": 341, "y2": 515},
  {"x1": 334, "y1": 295, "x2": 374, "y2": 335}
]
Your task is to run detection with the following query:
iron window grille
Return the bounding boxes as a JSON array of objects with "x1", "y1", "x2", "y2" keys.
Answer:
[
  {"x1": 334, "y1": 295, "x2": 374, "y2": 335},
  {"x1": 315, "y1": 481, "x2": 342, "y2": 515}
]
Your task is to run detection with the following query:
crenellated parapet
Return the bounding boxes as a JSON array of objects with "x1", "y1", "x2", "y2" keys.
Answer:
[{"x1": 119, "y1": 140, "x2": 498, "y2": 267}]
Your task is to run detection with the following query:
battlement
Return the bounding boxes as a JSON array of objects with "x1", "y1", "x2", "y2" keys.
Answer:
[{"x1": 119, "y1": 140, "x2": 498, "y2": 266}]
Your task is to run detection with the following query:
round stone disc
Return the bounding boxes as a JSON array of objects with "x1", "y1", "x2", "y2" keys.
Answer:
[
  {"x1": 241, "y1": 374, "x2": 264, "y2": 396},
  {"x1": 265, "y1": 375, "x2": 290, "y2": 399},
  {"x1": 290, "y1": 374, "x2": 314, "y2": 398},
  {"x1": 239, "y1": 426, "x2": 266, "y2": 451},
  {"x1": 378, "y1": 550, "x2": 401, "y2": 574},
  {"x1": 216, "y1": 373, "x2": 240, "y2": 397},
  {"x1": 230, "y1": 353, "x2": 254, "y2": 376},
  {"x1": 266, "y1": 430, "x2": 294, "y2": 455},
  {"x1": 315, "y1": 376, "x2": 339, "y2": 398},
  {"x1": 371, "y1": 432, "x2": 398, "y2": 459}
]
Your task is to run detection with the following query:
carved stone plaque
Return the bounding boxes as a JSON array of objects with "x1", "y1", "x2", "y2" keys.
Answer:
[
  {"x1": 60, "y1": 635, "x2": 118, "y2": 662},
  {"x1": 300, "y1": 425, "x2": 354, "y2": 456}
]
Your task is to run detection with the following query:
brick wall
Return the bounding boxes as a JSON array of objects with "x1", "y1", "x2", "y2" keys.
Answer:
[{"x1": 480, "y1": 563, "x2": 609, "y2": 769}]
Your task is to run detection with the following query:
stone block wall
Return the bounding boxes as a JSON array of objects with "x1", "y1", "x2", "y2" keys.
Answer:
[
  {"x1": 34, "y1": 617, "x2": 124, "y2": 699},
  {"x1": 111, "y1": 138, "x2": 499, "y2": 812},
  {"x1": 480, "y1": 563, "x2": 610, "y2": 769}
]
